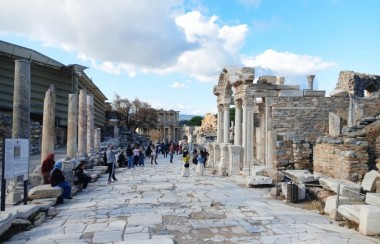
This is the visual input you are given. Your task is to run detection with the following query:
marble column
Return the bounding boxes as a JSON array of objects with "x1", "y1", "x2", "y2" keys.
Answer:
[
  {"x1": 266, "y1": 131, "x2": 277, "y2": 168},
  {"x1": 86, "y1": 94, "x2": 94, "y2": 155},
  {"x1": 265, "y1": 98, "x2": 273, "y2": 165},
  {"x1": 242, "y1": 97, "x2": 254, "y2": 171},
  {"x1": 9, "y1": 59, "x2": 31, "y2": 203},
  {"x1": 234, "y1": 99, "x2": 242, "y2": 146},
  {"x1": 41, "y1": 85, "x2": 56, "y2": 162},
  {"x1": 216, "y1": 104, "x2": 223, "y2": 144},
  {"x1": 67, "y1": 94, "x2": 78, "y2": 159},
  {"x1": 223, "y1": 103, "x2": 230, "y2": 144},
  {"x1": 307, "y1": 75, "x2": 316, "y2": 90},
  {"x1": 94, "y1": 128, "x2": 101, "y2": 153},
  {"x1": 78, "y1": 89, "x2": 87, "y2": 157}
]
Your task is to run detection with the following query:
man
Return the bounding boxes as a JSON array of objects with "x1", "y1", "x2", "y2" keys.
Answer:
[{"x1": 106, "y1": 144, "x2": 118, "y2": 184}]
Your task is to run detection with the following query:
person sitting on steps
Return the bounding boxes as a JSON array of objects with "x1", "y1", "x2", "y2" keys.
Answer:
[
  {"x1": 73, "y1": 161, "x2": 91, "y2": 192},
  {"x1": 50, "y1": 161, "x2": 72, "y2": 204}
]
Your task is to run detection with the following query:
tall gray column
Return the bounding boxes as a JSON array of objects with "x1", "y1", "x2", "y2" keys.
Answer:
[
  {"x1": 216, "y1": 104, "x2": 223, "y2": 143},
  {"x1": 223, "y1": 103, "x2": 230, "y2": 144},
  {"x1": 78, "y1": 89, "x2": 87, "y2": 157},
  {"x1": 86, "y1": 94, "x2": 94, "y2": 155},
  {"x1": 94, "y1": 128, "x2": 101, "y2": 153},
  {"x1": 9, "y1": 59, "x2": 31, "y2": 203},
  {"x1": 234, "y1": 99, "x2": 242, "y2": 146},
  {"x1": 266, "y1": 131, "x2": 277, "y2": 168},
  {"x1": 41, "y1": 85, "x2": 56, "y2": 162},
  {"x1": 265, "y1": 98, "x2": 273, "y2": 165},
  {"x1": 67, "y1": 94, "x2": 78, "y2": 159},
  {"x1": 307, "y1": 75, "x2": 316, "y2": 90},
  {"x1": 242, "y1": 97, "x2": 254, "y2": 171}
]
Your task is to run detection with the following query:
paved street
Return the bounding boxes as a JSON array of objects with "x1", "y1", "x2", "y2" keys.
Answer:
[{"x1": 5, "y1": 153, "x2": 380, "y2": 244}]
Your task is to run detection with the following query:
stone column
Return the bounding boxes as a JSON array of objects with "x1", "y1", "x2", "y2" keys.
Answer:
[
  {"x1": 94, "y1": 128, "x2": 101, "y2": 153},
  {"x1": 9, "y1": 59, "x2": 31, "y2": 203},
  {"x1": 242, "y1": 97, "x2": 254, "y2": 171},
  {"x1": 114, "y1": 125, "x2": 119, "y2": 138},
  {"x1": 41, "y1": 85, "x2": 56, "y2": 162},
  {"x1": 234, "y1": 99, "x2": 242, "y2": 146},
  {"x1": 266, "y1": 131, "x2": 277, "y2": 168},
  {"x1": 216, "y1": 104, "x2": 223, "y2": 143},
  {"x1": 307, "y1": 75, "x2": 316, "y2": 90},
  {"x1": 86, "y1": 94, "x2": 94, "y2": 155},
  {"x1": 67, "y1": 94, "x2": 78, "y2": 159},
  {"x1": 265, "y1": 98, "x2": 273, "y2": 165},
  {"x1": 78, "y1": 89, "x2": 87, "y2": 157},
  {"x1": 223, "y1": 102, "x2": 230, "y2": 144}
]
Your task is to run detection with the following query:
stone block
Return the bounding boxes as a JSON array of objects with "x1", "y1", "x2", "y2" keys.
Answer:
[
  {"x1": 359, "y1": 205, "x2": 380, "y2": 235},
  {"x1": 0, "y1": 212, "x2": 15, "y2": 237},
  {"x1": 278, "y1": 90, "x2": 304, "y2": 97},
  {"x1": 28, "y1": 185, "x2": 63, "y2": 200},
  {"x1": 297, "y1": 183, "x2": 306, "y2": 201},
  {"x1": 329, "y1": 112, "x2": 341, "y2": 137},
  {"x1": 329, "y1": 89, "x2": 349, "y2": 97},
  {"x1": 324, "y1": 195, "x2": 356, "y2": 215},
  {"x1": 283, "y1": 170, "x2": 316, "y2": 184},
  {"x1": 245, "y1": 176, "x2": 272, "y2": 187},
  {"x1": 361, "y1": 170, "x2": 380, "y2": 192},
  {"x1": 303, "y1": 90, "x2": 326, "y2": 97},
  {"x1": 7, "y1": 205, "x2": 40, "y2": 219},
  {"x1": 258, "y1": 75, "x2": 276, "y2": 84},
  {"x1": 337, "y1": 204, "x2": 360, "y2": 223},
  {"x1": 319, "y1": 178, "x2": 362, "y2": 195},
  {"x1": 93, "y1": 166, "x2": 108, "y2": 174},
  {"x1": 270, "y1": 187, "x2": 281, "y2": 197},
  {"x1": 365, "y1": 193, "x2": 380, "y2": 207}
]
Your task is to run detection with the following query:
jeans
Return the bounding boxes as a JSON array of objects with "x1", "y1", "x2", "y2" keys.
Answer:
[
  {"x1": 58, "y1": 181, "x2": 72, "y2": 199},
  {"x1": 127, "y1": 156, "x2": 133, "y2": 168}
]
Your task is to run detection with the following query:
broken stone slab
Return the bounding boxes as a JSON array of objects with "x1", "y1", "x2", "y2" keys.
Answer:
[
  {"x1": 283, "y1": 170, "x2": 316, "y2": 184},
  {"x1": 30, "y1": 198, "x2": 56, "y2": 211},
  {"x1": 7, "y1": 205, "x2": 40, "y2": 219},
  {"x1": 365, "y1": 193, "x2": 380, "y2": 207},
  {"x1": 361, "y1": 170, "x2": 380, "y2": 192},
  {"x1": 93, "y1": 166, "x2": 108, "y2": 174},
  {"x1": 257, "y1": 75, "x2": 277, "y2": 84},
  {"x1": 324, "y1": 195, "x2": 363, "y2": 215},
  {"x1": 0, "y1": 212, "x2": 15, "y2": 237},
  {"x1": 319, "y1": 178, "x2": 362, "y2": 195},
  {"x1": 28, "y1": 185, "x2": 63, "y2": 200},
  {"x1": 329, "y1": 89, "x2": 349, "y2": 97},
  {"x1": 337, "y1": 204, "x2": 360, "y2": 224},
  {"x1": 245, "y1": 176, "x2": 272, "y2": 187},
  {"x1": 359, "y1": 205, "x2": 380, "y2": 236}
]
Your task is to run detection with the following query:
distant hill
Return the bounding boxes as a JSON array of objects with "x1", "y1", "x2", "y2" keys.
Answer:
[{"x1": 179, "y1": 114, "x2": 201, "y2": 121}]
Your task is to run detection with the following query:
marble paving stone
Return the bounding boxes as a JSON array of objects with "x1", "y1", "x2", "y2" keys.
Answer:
[
  {"x1": 92, "y1": 230, "x2": 123, "y2": 243},
  {"x1": 127, "y1": 214, "x2": 163, "y2": 226}
]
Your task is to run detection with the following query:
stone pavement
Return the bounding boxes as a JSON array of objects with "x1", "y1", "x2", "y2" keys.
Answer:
[{"x1": 5, "y1": 154, "x2": 380, "y2": 243}]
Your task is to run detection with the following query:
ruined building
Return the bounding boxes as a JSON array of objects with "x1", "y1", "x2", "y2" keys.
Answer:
[{"x1": 208, "y1": 67, "x2": 380, "y2": 181}]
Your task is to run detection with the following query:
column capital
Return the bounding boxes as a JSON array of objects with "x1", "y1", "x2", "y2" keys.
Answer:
[
  {"x1": 234, "y1": 99, "x2": 242, "y2": 108},
  {"x1": 223, "y1": 103, "x2": 230, "y2": 110},
  {"x1": 243, "y1": 97, "x2": 255, "y2": 107}
]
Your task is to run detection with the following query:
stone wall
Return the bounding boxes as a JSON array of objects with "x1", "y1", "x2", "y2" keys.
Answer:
[
  {"x1": 335, "y1": 71, "x2": 380, "y2": 97},
  {"x1": 293, "y1": 142, "x2": 313, "y2": 171},
  {"x1": 314, "y1": 137, "x2": 369, "y2": 182},
  {"x1": 274, "y1": 140, "x2": 293, "y2": 170},
  {"x1": 271, "y1": 96, "x2": 349, "y2": 143}
]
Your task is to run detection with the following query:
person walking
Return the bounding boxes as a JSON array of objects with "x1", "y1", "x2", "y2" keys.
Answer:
[
  {"x1": 106, "y1": 144, "x2": 118, "y2": 184},
  {"x1": 196, "y1": 151, "x2": 205, "y2": 176},
  {"x1": 181, "y1": 149, "x2": 190, "y2": 177},
  {"x1": 133, "y1": 144, "x2": 140, "y2": 167},
  {"x1": 151, "y1": 145, "x2": 158, "y2": 164},
  {"x1": 169, "y1": 142, "x2": 175, "y2": 163},
  {"x1": 126, "y1": 144, "x2": 134, "y2": 169}
]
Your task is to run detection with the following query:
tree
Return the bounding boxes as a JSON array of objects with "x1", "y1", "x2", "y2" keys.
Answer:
[{"x1": 187, "y1": 116, "x2": 203, "y2": 126}]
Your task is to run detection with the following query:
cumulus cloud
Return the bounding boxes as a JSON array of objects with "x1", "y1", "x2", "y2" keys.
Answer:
[
  {"x1": 242, "y1": 49, "x2": 337, "y2": 85},
  {"x1": 171, "y1": 81, "x2": 190, "y2": 88}
]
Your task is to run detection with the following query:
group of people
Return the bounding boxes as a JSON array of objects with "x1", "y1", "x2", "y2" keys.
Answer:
[
  {"x1": 41, "y1": 153, "x2": 91, "y2": 204},
  {"x1": 181, "y1": 144, "x2": 209, "y2": 177}
]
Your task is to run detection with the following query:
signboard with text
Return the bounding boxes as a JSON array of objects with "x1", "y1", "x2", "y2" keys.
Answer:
[{"x1": 4, "y1": 139, "x2": 29, "y2": 179}]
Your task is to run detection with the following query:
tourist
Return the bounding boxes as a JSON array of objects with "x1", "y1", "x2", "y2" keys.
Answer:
[
  {"x1": 133, "y1": 144, "x2": 140, "y2": 167},
  {"x1": 73, "y1": 161, "x2": 91, "y2": 192},
  {"x1": 50, "y1": 161, "x2": 72, "y2": 203},
  {"x1": 126, "y1": 144, "x2": 134, "y2": 169},
  {"x1": 169, "y1": 142, "x2": 175, "y2": 163},
  {"x1": 145, "y1": 144, "x2": 152, "y2": 158},
  {"x1": 106, "y1": 144, "x2": 118, "y2": 184},
  {"x1": 196, "y1": 151, "x2": 205, "y2": 176},
  {"x1": 117, "y1": 150, "x2": 127, "y2": 167},
  {"x1": 41, "y1": 152, "x2": 55, "y2": 184},
  {"x1": 151, "y1": 145, "x2": 158, "y2": 164},
  {"x1": 181, "y1": 149, "x2": 190, "y2": 177},
  {"x1": 139, "y1": 145, "x2": 145, "y2": 166}
]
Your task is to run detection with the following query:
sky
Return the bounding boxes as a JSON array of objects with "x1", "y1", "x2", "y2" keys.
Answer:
[{"x1": 0, "y1": 0, "x2": 379, "y2": 116}]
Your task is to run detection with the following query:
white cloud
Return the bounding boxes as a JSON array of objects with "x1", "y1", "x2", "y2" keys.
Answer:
[
  {"x1": 242, "y1": 49, "x2": 338, "y2": 85},
  {"x1": 171, "y1": 81, "x2": 190, "y2": 88}
]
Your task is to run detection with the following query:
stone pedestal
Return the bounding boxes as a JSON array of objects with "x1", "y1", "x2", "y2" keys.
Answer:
[
  {"x1": 41, "y1": 85, "x2": 56, "y2": 163},
  {"x1": 227, "y1": 145, "x2": 241, "y2": 175},
  {"x1": 329, "y1": 112, "x2": 340, "y2": 137}
]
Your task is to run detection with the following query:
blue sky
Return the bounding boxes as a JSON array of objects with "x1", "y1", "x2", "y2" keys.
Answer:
[{"x1": 0, "y1": 0, "x2": 379, "y2": 115}]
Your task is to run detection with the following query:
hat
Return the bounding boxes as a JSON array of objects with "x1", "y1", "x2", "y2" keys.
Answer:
[{"x1": 54, "y1": 161, "x2": 63, "y2": 170}]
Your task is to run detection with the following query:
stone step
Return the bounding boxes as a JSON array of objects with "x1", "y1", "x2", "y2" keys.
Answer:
[{"x1": 365, "y1": 193, "x2": 380, "y2": 207}]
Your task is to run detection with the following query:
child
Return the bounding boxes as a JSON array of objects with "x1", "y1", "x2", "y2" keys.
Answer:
[
  {"x1": 181, "y1": 149, "x2": 190, "y2": 177},
  {"x1": 196, "y1": 153, "x2": 205, "y2": 176}
]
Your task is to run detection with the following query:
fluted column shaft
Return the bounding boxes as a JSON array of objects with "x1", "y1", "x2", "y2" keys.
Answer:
[
  {"x1": 234, "y1": 99, "x2": 242, "y2": 146},
  {"x1": 242, "y1": 97, "x2": 254, "y2": 170},
  {"x1": 216, "y1": 104, "x2": 223, "y2": 143},
  {"x1": 223, "y1": 103, "x2": 230, "y2": 144},
  {"x1": 67, "y1": 94, "x2": 78, "y2": 159},
  {"x1": 87, "y1": 94, "x2": 94, "y2": 155}
]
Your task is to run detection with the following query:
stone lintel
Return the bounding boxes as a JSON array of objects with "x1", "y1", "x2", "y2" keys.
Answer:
[
  {"x1": 252, "y1": 90, "x2": 278, "y2": 97},
  {"x1": 257, "y1": 75, "x2": 277, "y2": 84},
  {"x1": 330, "y1": 89, "x2": 349, "y2": 97},
  {"x1": 303, "y1": 90, "x2": 326, "y2": 97},
  {"x1": 275, "y1": 84, "x2": 300, "y2": 90},
  {"x1": 278, "y1": 90, "x2": 304, "y2": 97}
]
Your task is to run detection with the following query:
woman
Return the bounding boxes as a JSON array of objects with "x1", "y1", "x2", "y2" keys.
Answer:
[
  {"x1": 50, "y1": 161, "x2": 72, "y2": 202},
  {"x1": 41, "y1": 153, "x2": 55, "y2": 184},
  {"x1": 73, "y1": 161, "x2": 90, "y2": 192}
]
